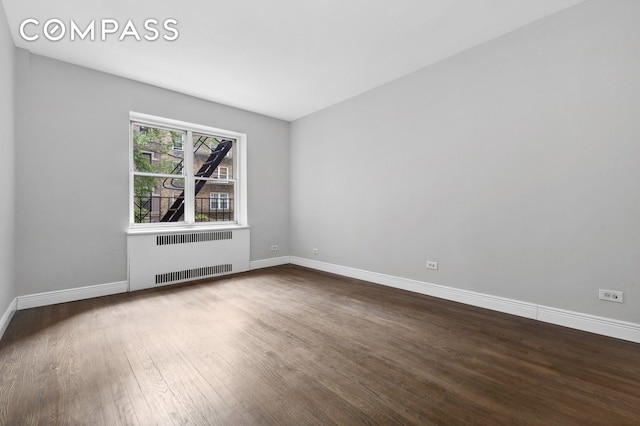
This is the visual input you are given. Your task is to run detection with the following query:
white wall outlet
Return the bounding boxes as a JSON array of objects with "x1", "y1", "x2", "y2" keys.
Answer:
[
  {"x1": 271, "y1": 245, "x2": 278, "y2": 251},
  {"x1": 312, "y1": 248, "x2": 319, "y2": 254},
  {"x1": 426, "y1": 261, "x2": 438, "y2": 270},
  {"x1": 599, "y1": 289, "x2": 624, "y2": 303}
]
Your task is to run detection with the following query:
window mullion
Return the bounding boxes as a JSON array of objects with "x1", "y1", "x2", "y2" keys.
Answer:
[{"x1": 184, "y1": 130, "x2": 195, "y2": 223}]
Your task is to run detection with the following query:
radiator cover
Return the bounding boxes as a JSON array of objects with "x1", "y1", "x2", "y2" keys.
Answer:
[{"x1": 128, "y1": 227, "x2": 250, "y2": 291}]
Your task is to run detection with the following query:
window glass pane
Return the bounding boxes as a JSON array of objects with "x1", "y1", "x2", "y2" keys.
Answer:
[
  {"x1": 193, "y1": 134, "x2": 234, "y2": 179},
  {"x1": 194, "y1": 180, "x2": 235, "y2": 222},
  {"x1": 133, "y1": 176, "x2": 185, "y2": 223},
  {"x1": 133, "y1": 124, "x2": 185, "y2": 174}
]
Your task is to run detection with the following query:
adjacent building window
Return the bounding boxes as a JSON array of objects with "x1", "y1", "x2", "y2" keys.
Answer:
[
  {"x1": 214, "y1": 166, "x2": 229, "y2": 180},
  {"x1": 172, "y1": 133, "x2": 183, "y2": 151},
  {"x1": 129, "y1": 112, "x2": 246, "y2": 227},
  {"x1": 210, "y1": 193, "x2": 230, "y2": 210},
  {"x1": 141, "y1": 151, "x2": 153, "y2": 164}
]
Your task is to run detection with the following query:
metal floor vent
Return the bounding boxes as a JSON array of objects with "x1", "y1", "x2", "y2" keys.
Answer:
[
  {"x1": 156, "y1": 231, "x2": 233, "y2": 246},
  {"x1": 155, "y1": 264, "x2": 233, "y2": 285}
]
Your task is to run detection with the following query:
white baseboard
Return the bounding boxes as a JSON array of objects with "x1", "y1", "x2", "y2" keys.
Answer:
[
  {"x1": 536, "y1": 306, "x2": 640, "y2": 344},
  {"x1": 290, "y1": 257, "x2": 640, "y2": 344},
  {"x1": 8, "y1": 260, "x2": 640, "y2": 344},
  {"x1": 16, "y1": 281, "x2": 129, "y2": 310},
  {"x1": 0, "y1": 297, "x2": 17, "y2": 341},
  {"x1": 250, "y1": 256, "x2": 291, "y2": 270}
]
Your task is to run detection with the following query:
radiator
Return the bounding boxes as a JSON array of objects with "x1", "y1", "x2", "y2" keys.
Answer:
[{"x1": 128, "y1": 228, "x2": 250, "y2": 291}]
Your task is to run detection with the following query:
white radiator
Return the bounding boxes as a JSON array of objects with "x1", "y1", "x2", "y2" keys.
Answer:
[{"x1": 127, "y1": 228, "x2": 250, "y2": 291}]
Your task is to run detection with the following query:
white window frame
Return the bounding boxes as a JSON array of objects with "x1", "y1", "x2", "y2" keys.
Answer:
[
  {"x1": 214, "y1": 166, "x2": 229, "y2": 180},
  {"x1": 210, "y1": 192, "x2": 230, "y2": 210},
  {"x1": 129, "y1": 112, "x2": 248, "y2": 230},
  {"x1": 172, "y1": 132, "x2": 184, "y2": 151}
]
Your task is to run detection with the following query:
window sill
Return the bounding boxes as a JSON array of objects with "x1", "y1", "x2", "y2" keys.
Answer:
[{"x1": 127, "y1": 223, "x2": 250, "y2": 236}]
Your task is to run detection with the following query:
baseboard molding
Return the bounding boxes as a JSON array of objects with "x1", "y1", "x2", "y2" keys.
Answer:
[
  {"x1": 16, "y1": 281, "x2": 129, "y2": 310},
  {"x1": 290, "y1": 257, "x2": 640, "y2": 344},
  {"x1": 536, "y1": 306, "x2": 640, "y2": 344},
  {"x1": 9, "y1": 261, "x2": 640, "y2": 344},
  {"x1": 250, "y1": 256, "x2": 291, "y2": 270},
  {"x1": 0, "y1": 297, "x2": 17, "y2": 341}
]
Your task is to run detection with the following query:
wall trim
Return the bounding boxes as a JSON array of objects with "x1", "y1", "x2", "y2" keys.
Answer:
[
  {"x1": 536, "y1": 306, "x2": 640, "y2": 344},
  {"x1": 8, "y1": 260, "x2": 640, "y2": 344},
  {"x1": 250, "y1": 256, "x2": 291, "y2": 270},
  {"x1": 0, "y1": 297, "x2": 17, "y2": 341},
  {"x1": 16, "y1": 281, "x2": 129, "y2": 310},
  {"x1": 290, "y1": 257, "x2": 640, "y2": 344}
]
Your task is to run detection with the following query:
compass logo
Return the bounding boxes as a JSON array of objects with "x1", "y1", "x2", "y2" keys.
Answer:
[{"x1": 19, "y1": 18, "x2": 179, "y2": 42}]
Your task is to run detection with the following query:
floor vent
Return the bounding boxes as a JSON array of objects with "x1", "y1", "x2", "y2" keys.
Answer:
[
  {"x1": 156, "y1": 231, "x2": 233, "y2": 246},
  {"x1": 155, "y1": 264, "x2": 233, "y2": 285}
]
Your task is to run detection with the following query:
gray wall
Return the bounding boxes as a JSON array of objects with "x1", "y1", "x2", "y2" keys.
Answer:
[
  {"x1": 290, "y1": 0, "x2": 640, "y2": 323},
  {"x1": 0, "y1": 3, "x2": 15, "y2": 315},
  {"x1": 15, "y1": 53, "x2": 289, "y2": 296}
]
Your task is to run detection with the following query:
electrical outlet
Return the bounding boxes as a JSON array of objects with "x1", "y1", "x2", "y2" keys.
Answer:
[
  {"x1": 312, "y1": 248, "x2": 319, "y2": 254},
  {"x1": 271, "y1": 245, "x2": 278, "y2": 251},
  {"x1": 599, "y1": 289, "x2": 624, "y2": 303},
  {"x1": 426, "y1": 261, "x2": 438, "y2": 270}
]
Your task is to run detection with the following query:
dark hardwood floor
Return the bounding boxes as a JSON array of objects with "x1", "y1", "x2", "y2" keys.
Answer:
[{"x1": 0, "y1": 265, "x2": 638, "y2": 425}]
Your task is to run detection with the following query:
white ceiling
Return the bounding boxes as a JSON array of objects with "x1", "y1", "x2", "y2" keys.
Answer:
[{"x1": 2, "y1": 0, "x2": 584, "y2": 121}]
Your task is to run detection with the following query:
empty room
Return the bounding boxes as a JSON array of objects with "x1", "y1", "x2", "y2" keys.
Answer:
[{"x1": 1, "y1": 0, "x2": 639, "y2": 424}]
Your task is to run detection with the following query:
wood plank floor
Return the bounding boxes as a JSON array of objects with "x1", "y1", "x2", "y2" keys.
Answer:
[{"x1": 1, "y1": 265, "x2": 639, "y2": 425}]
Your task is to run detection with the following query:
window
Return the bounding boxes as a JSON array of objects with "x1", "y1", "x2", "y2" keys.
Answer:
[
  {"x1": 214, "y1": 166, "x2": 229, "y2": 180},
  {"x1": 141, "y1": 151, "x2": 152, "y2": 164},
  {"x1": 172, "y1": 133, "x2": 183, "y2": 151},
  {"x1": 210, "y1": 193, "x2": 229, "y2": 210},
  {"x1": 129, "y1": 112, "x2": 247, "y2": 227}
]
